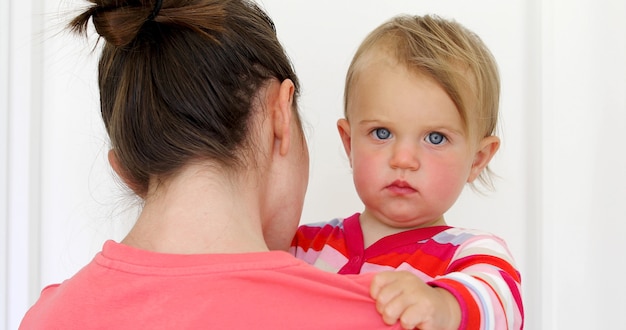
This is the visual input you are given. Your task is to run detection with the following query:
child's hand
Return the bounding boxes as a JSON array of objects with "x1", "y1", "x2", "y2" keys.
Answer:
[{"x1": 370, "y1": 271, "x2": 461, "y2": 330}]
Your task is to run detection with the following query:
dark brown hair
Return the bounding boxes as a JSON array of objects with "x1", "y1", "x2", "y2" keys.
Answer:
[{"x1": 69, "y1": 0, "x2": 300, "y2": 195}]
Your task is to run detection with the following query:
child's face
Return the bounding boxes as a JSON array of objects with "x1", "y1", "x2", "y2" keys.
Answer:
[{"x1": 339, "y1": 52, "x2": 493, "y2": 229}]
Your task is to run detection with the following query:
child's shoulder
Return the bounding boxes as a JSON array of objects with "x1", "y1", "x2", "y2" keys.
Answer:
[
  {"x1": 437, "y1": 227, "x2": 516, "y2": 263},
  {"x1": 434, "y1": 226, "x2": 508, "y2": 246}
]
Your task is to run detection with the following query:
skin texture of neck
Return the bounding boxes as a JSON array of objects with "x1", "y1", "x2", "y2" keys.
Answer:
[
  {"x1": 122, "y1": 162, "x2": 270, "y2": 254},
  {"x1": 117, "y1": 79, "x2": 306, "y2": 255}
]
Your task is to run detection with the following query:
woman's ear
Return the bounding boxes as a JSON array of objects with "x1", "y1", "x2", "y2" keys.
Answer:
[
  {"x1": 108, "y1": 149, "x2": 143, "y2": 196},
  {"x1": 467, "y1": 136, "x2": 500, "y2": 182},
  {"x1": 337, "y1": 118, "x2": 353, "y2": 167},
  {"x1": 268, "y1": 79, "x2": 295, "y2": 156}
]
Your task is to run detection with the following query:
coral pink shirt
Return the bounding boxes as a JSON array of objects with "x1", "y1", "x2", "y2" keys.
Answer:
[{"x1": 20, "y1": 240, "x2": 400, "y2": 329}]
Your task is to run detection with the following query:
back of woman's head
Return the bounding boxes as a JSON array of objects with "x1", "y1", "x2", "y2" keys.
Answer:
[{"x1": 69, "y1": 0, "x2": 300, "y2": 196}]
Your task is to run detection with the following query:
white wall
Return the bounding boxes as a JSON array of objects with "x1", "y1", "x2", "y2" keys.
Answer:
[
  {"x1": 540, "y1": 1, "x2": 626, "y2": 328},
  {"x1": 2, "y1": 0, "x2": 625, "y2": 329}
]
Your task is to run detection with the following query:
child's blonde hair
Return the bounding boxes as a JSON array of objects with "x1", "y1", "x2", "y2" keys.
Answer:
[{"x1": 344, "y1": 14, "x2": 500, "y2": 189}]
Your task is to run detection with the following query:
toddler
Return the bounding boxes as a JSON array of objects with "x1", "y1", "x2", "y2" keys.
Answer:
[{"x1": 292, "y1": 14, "x2": 523, "y2": 330}]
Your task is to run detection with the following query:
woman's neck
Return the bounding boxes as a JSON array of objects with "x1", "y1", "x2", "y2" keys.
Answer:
[{"x1": 122, "y1": 164, "x2": 269, "y2": 254}]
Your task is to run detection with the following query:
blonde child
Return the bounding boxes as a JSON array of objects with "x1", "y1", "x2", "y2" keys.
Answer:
[{"x1": 292, "y1": 15, "x2": 523, "y2": 329}]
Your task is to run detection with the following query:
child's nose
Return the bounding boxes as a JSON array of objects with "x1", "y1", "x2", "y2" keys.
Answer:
[{"x1": 389, "y1": 142, "x2": 419, "y2": 170}]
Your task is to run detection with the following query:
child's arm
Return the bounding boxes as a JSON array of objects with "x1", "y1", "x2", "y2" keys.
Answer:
[
  {"x1": 371, "y1": 271, "x2": 461, "y2": 330},
  {"x1": 371, "y1": 235, "x2": 523, "y2": 330}
]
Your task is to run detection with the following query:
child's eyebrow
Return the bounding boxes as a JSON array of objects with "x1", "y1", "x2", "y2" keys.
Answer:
[
  {"x1": 355, "y1": 119, "x2": 391, "y2": 129},
  {"x1": 357, "y1": 119, "x2": 385, "y2": 125}
]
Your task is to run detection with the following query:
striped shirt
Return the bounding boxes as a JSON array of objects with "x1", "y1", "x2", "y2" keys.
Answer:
[{"x1": 290, "y1": 213, "x2": 524, "y2": 330}]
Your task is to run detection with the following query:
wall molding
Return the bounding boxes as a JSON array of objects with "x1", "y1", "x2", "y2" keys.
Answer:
[{"x1": 3, "y1": 0, "x2": 44, "y2": 329}]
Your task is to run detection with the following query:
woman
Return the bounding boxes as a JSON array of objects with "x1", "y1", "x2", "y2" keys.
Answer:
[{"x1": 20, "y1": 0, "x2": 399, "y2": 328}]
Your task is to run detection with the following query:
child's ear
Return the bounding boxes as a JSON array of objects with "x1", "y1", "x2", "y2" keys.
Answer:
[
  {"x1": 337, "y1": 118, "x2": 353, "y2": 167},
  {"x1": 467, "y1": 136, "x2": 500, "y2": 182}
]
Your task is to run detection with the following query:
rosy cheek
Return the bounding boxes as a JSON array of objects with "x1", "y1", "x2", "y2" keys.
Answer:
[
  {"x1": 428, "y1": 164, "x2": 468, "y2": 195},
  {"x1": 352, "y1": 150, "x2": 378, "y2": 173},
  {"x1": 351, "y1": 154, "x2": 377, "y2": 186}
]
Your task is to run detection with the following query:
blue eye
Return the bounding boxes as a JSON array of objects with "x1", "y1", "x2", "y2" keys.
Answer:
[
  {"x1": 426, "y1": 132, "x2": 447, "y2": 145},
  {"x1": 373, "y1": 128, "x2": 392, "y2": 140}
]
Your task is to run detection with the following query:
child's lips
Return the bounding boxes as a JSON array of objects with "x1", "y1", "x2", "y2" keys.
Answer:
[{"x1": 386, "y1": 180, "x2": 416, "y2": 194}]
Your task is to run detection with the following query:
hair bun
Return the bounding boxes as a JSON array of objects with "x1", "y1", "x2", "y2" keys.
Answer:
[
  {"x1": 94, "y1": 4, "x2": 156, "y2": 47},
  {"x1": 69, "y1": 1, "x2": 163, "y2": 47},
  {"x1": 69, "y1": 1, "x2": 231, "y2": 48}
]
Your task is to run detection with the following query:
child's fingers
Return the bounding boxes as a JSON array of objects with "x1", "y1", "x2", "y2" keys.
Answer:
[
  {"x1": 370, "y1": 271, "x2": 397, "y2": 299},
  {"x1": 377, "y1": 291, "x2": 404, "y2": 326},
  {"x1": 371, "y1": 271, "x2": 419, "y2": 301},
  {"x1": 370, "y1": 272, "x2": 404, "y2": 325},
  {"x1": 398, "y1": 305, "x2": 422, "y2": 330},
  {"x1": 378, "y1": 286, "x2": 424, "y2": 328},
  {"x1": 371, "y1": 272, "x2": 424, "y2": 327}
]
